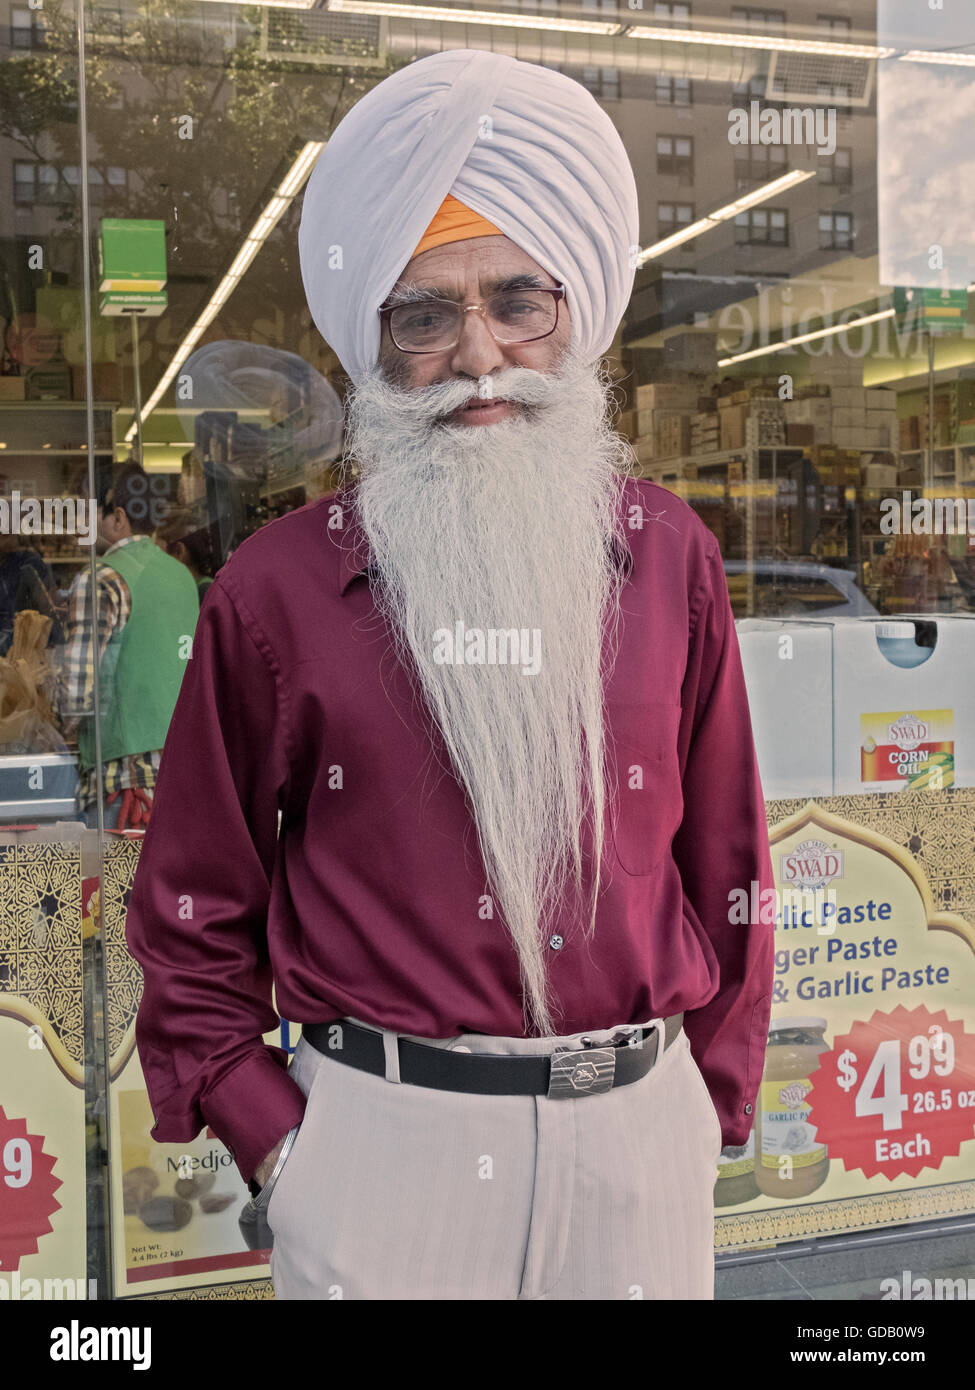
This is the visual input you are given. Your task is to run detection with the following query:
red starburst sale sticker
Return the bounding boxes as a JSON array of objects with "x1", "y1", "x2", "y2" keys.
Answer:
[
  {"x1": 808, "y1": 1005, "x2": 975, "y2": 1180},
  {"x1": 0, "y1": 1106, "x2": 63, "y2": 1273}
]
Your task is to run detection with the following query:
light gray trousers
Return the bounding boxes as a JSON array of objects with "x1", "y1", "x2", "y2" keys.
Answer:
[{"x1": 267, "y1": 1015, "x2": 722, "y2": 1300}]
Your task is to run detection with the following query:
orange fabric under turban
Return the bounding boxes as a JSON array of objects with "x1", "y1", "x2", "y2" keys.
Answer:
[{"x1": 411, "y1": 194, "x2": 504, "y2": 260}]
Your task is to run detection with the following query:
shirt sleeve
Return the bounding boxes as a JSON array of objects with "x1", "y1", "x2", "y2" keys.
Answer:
[
  {"x1": 124, "y1": 572, "x2": 306, "y2": 1185},
  {"x1": 58, "y1": 566, "x2": 128, "y2": 725},
  {"x1": 672, "y1": 540, "x2": 774, "y2": 1149}
]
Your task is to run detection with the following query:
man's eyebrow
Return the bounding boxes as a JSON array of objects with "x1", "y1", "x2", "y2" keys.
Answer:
[
  {"x1": 382, "y1": 273, "x2": 551, "y2": 307},
  {"x1": 383, "y1": 282, "x2": 450, "y2": 307}
]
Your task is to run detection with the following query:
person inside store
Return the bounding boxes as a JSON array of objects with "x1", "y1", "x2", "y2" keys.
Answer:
[
  {"x1": 0, "y1": 531, "x2": 64, "y2": 654},
  {"x1": 126, "y1": 49, "x2": 774, "y2": 1300},
  {"x1": 58, "y1": 462, "x2": 199, "y2": 831},
  {"x1": 153, "y1": 505, "x2": 216, "y2": 604}
]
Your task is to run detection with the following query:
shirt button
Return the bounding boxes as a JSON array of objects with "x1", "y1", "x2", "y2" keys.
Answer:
[
  {"x1": 744, "y1": 1103, "x2": 753, "y2": 1115},
  {"x1": 548, "y1": 934, "x2": 563, "y2": 950}
]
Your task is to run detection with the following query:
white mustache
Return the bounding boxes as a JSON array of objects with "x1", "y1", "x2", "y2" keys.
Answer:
[{"x1": 364, "y1": 365, "x2": 567, "y2": 430}]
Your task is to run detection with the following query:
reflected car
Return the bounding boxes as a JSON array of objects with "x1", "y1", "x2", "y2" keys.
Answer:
[{"x1": 723, "y1": 561, "x2": 879, "y2": 619}]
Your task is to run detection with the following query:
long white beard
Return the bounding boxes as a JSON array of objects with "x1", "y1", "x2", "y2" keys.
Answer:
[{"x1": 344, "y1": 346, "x2": 632, "y2": 1036}]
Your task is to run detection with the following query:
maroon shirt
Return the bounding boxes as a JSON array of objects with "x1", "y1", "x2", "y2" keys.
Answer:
[{"x1": 126, "y1": 477, "x2": 774, "y2": 1185}]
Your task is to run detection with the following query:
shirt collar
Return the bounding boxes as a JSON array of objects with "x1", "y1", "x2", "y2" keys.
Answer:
[
  {"x1": 102, "y1": 533, "x2": 147, "y2": 560},
  {"x1": 334, "y1": 482, "x2": 633, "y2": 596}
]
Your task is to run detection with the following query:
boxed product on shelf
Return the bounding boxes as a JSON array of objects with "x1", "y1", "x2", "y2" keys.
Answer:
[
  {"x1": 830, "y1": 386, "x2": 868, "y2": 409},
  {"x1": 0, "y1": 378, "x2": 26, "y2": 401},
  {"x1": 745, "y1": 411, "x2": 786, "y2": 447},
  {"x1": 635, "y1": 407, "x2": 671, "y2": 436},
  {"x1": 736, "y1": 615, "x2": 975, "y2": 798},
  {"x1": 736, "y1": 618, "x2": 834, "y2": 798},
  {"x1": 25, "y1": 362, "x2": 72, "y2": 401},
  {"x1": 654, "y1": 412, "x2": 691, "y2": 458},
  {"x1": 634, "y1": 382, "x2": 700, "y2": 412},
  {"x1": 783, "y1": 397, "x2": 831, "y2": 442},
  {"x1": 866, "y1": 409, "x2": 897, "y2": 441},
  {"x1": 690, "y1": 411, "x2": 720, "y2": 452},
  {"x1": 862, "y1": 430, "x2": 895, "y2": 451},
  {"x1": 720, "y1": 403, "x2": 748, "y2": 450},
  {"x1": 919, "y1": 418, "x2": 954, "y2": 447},
  {"x1": 817, "y1": 466, "x2": 861, "y2": 485},
  {"x1": 811, "y1": 446, "x2": 860, "y2": 485},
  {"x1": 833, "y1": 407, "x2": 867, "y2": 429},
  {"x1": 900, "y1": 417, "x2": 921, "y2": 450},
  {"x1": 832, "y1": 615, "x2": 975, "y2": 793},
  {"x1": 907, "y1": 382, "x2": 975, "y2": 425}
]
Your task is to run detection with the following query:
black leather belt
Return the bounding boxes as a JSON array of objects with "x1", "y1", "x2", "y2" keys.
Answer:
[{"x1": 301, "y1": 1013, "x2": 684, "y2": 1098}]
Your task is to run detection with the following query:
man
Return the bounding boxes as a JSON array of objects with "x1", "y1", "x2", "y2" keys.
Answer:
[
  {"x1": 126, "y1": 49, "x2": 774, "y2": 1299},
  {"x1": 60, "y1": 463, "x2": 199, "y2": 830},
  {"x1": 153, "y1": 506, "x2": 215, "y2": 605}
]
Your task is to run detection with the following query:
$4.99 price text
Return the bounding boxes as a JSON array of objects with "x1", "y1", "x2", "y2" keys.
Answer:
[{"x1": 809, "y1": 1005, "x2": 975, "y2": 1180}]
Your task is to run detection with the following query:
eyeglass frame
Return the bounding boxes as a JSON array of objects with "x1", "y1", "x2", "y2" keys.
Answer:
[{"x1": 378, "y1": 283, "x2": 567, "y2": 354}]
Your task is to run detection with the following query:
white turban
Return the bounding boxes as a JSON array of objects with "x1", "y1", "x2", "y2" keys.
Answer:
[{"x1": 298, "y1": 48, "x2": 640, "y2": 384}]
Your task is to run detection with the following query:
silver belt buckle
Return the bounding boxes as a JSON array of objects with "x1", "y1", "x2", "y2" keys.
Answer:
[{"x1": 547, "y1": 1043, "x2": 616, "y2": 1099}]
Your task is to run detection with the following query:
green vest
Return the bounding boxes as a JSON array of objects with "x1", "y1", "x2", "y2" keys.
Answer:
[{"x1": 77, "y1": 537, "x2": 200, "y2": 772}]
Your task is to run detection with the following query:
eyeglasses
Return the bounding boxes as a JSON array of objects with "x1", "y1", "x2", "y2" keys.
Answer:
[{"x1": 379, "y1": 285, "x2": 566, "y2": 354}]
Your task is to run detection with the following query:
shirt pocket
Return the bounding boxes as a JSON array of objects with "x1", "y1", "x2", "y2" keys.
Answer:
[{"x1": 606, "y1": 699, "x2": 683, "y2": 876}]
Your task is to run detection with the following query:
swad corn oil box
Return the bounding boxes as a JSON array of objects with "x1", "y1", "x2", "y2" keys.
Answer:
[{"x1": 860, "y1": 709, "x2": 954, "y2": 791}]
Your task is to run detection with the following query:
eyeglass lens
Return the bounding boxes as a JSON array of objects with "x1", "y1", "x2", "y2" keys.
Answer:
[{"x1": 390, "y1": 289, "x2": 558, "y2": 350}]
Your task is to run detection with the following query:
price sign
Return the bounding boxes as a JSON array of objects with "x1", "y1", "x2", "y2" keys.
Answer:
[
  {"x1": 809, "y1": 1006, "x2": 975, "y2": 1180},
  {"x1": 0, "y1": 1107, "x2": 63, "y2": 1273}
]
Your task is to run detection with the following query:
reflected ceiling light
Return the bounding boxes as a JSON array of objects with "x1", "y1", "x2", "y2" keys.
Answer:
[
  {"x1": 636, "y1": 169, "x2": 815, "y2": 265},
  {"x1": 627, "y1": 24, "x2": 895, "y2": 60},
  {"x1": 124, "y1": 141, "x2": 325, "y2": 443},
  {"x1": 718, "y1": 308, "x2": 895, "y2": 366},
  {"x1": 898, "y1": 50, "x2": 975, "y2": 66},
  {"x1": 326, "y1": 1, "x2": 622, "y2": 34}
]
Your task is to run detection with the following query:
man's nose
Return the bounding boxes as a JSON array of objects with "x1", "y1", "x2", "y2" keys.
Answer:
[{"x1": 448, "y1": 308, "x2": 508, "y2": 379}]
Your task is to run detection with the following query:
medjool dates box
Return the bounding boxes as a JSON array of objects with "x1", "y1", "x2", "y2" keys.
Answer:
[
  {"x1": 108, "y1": 1026, "x2": 295, "y2": 1296},
  {"x1": 112, "y1": 1082, "x2": 261, "y2": 1296}
]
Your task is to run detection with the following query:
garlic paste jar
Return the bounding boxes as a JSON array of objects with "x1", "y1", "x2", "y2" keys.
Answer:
[
  {"x1": 755, "y1": 1017, "x2": 830, "y2": 1199},
  {"x1": 714, "y1": 1131, "x2": 760, "y2": 1206}
]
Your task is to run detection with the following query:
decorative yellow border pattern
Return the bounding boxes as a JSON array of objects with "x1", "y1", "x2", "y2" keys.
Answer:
[
  {"x1": 103, "y1": 835, "x2": 143, "y2": 1079},
  {"x1": 0, "y1": 841, "x2": 84, "y2": 1086}
]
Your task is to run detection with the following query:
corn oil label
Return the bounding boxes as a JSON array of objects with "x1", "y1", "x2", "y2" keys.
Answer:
[{"x1": 860, "y1": 709, "x2": 954, "y2": 789}]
